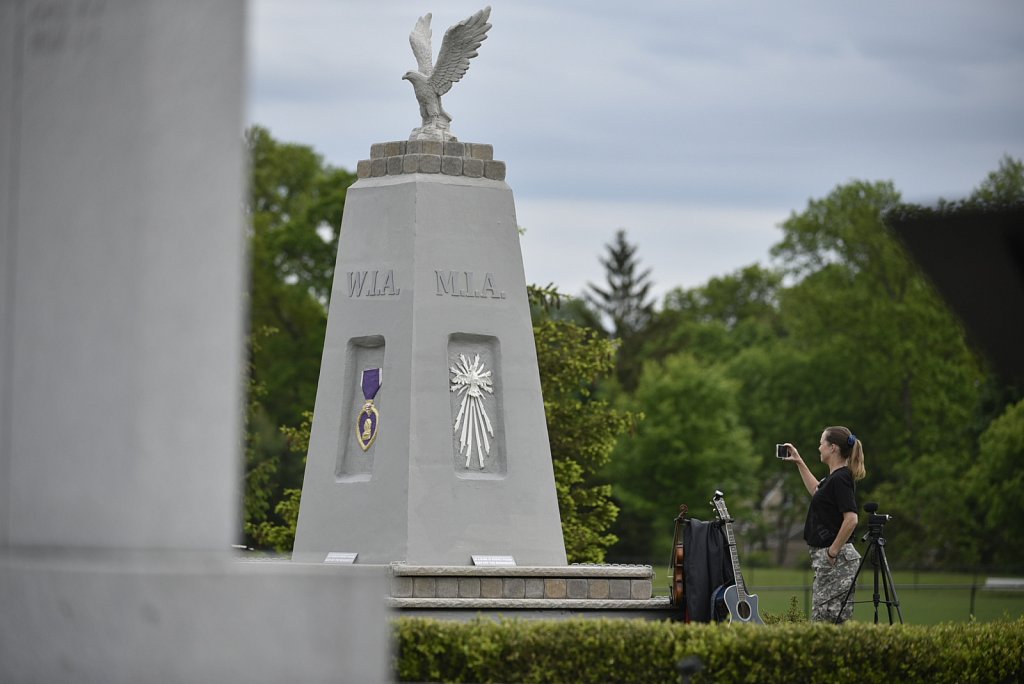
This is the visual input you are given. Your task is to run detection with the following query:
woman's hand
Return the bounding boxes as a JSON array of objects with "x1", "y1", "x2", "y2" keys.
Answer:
[{"x1": 781, "y1": 443, "x2": 803, "y2": 463}]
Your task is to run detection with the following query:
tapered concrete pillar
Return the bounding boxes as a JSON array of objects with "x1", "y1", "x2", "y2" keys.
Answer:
[{"x1": 293, "y1": 142, "x2": 567, "y2": 566}]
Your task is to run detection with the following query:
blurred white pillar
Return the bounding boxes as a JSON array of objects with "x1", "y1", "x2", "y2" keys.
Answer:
[{"x1": 0, "y1": 2, "x2": 388, "y2": 681}]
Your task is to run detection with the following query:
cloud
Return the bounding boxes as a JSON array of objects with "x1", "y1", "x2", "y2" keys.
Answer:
[
  {"x1": 248, "y1": 0, "x2": 1024, "y2": 294},
  {"x1": 516, "y1": 198, "x2": 787, "y2": 300}
]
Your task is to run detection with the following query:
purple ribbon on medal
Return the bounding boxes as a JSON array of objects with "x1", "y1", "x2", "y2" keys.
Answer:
[
  {"x1": 361, "y1": 368, "x2": 382, "y2": 402},
  {"x1": 356, "y1": 368, "x2": 382, "y2": 451}
]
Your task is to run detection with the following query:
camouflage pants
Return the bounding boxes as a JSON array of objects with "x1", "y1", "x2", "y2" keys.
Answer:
[{"x1": 810, "y1": 543, "x2": 860, "y2": 623}]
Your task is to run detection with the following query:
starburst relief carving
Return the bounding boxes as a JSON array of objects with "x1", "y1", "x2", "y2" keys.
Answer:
[{"x1": 449, "y1": 353, "x2": 495, "y2": 468}]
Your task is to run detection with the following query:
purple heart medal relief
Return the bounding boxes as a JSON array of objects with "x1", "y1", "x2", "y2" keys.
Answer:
[{"x1": 356, "y1": 368, "x2": 382, "y2": 451}]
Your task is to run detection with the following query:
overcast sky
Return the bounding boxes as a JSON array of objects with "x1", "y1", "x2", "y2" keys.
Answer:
[{"x1": 248, "y1": 1, "x2": 1024, "y2": 301}]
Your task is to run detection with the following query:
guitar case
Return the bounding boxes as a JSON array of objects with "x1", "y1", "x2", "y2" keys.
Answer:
[{"x1": 682, "y1": 518, "x2": 735, "y2": 623}]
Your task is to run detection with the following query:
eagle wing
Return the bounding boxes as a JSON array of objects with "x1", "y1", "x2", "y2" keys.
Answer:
[
  {"x1": 409, "y1": 13, "x2": 433, "y2": 75},
  {"x1": 428, "y1": 6, "x2": 491, "y2": 96}
]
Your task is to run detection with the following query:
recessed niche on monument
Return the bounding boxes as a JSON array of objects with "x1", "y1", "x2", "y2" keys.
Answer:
[
  {"x1": 336, "y1": 335, "x2": 385, "y2": 482},
  {"x1": 448, "y1": 333, "x2": 506, "y2": 479}
]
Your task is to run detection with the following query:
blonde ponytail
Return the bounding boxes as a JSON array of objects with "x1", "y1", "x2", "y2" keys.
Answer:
[{"x1": 849, "y1": 439, "x2": 866, "y2": 481}]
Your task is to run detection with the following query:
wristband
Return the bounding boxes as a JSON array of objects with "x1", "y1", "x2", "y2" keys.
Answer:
[{"x1": 827, "y1": 549, "x2": 838, "y2": 559}]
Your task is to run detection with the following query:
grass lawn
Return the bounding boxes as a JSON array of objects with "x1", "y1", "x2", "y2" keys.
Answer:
[{"x1": 652, "y1": 564, "x2": 1024, "y2": 624}]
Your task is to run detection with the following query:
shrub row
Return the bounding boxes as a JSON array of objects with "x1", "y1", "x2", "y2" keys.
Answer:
[{"x1": 393, "y1": 616, "x2": 1024, "y2": 683}]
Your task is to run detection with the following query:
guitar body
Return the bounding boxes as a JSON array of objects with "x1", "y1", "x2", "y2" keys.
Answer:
[{"x1": 721, "y1": 584, "x2": 764, "y2": 624}]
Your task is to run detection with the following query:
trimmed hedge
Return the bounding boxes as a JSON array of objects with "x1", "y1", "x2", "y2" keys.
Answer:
[{"x1": 394, "y1": 616, "x2": 1024, "y2": 683}]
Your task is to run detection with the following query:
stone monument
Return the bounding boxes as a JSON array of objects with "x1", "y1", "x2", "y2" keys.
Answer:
[
  {"x1": 292, "y1": 6, "x2": 568, "y2": 568},
  {"x1": 292, "y1": 6, "x2": 664, "y2": 619}
]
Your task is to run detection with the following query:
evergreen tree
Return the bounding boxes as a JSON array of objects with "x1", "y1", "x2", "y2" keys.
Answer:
[
  {"x1": 586, "y1": 229, "x2": 656, "y2": 390},
  {"x1": 586, "y1": 229, "x2": 655, "y2": 337}
]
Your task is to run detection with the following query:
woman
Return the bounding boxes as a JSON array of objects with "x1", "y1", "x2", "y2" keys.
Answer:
[{"x1": 782, "y1": 426, "x2": 866, "y2": 623}]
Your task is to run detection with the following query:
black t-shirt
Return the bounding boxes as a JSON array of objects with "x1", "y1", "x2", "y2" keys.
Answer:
[{"x1": 803, "y1": 466, "x2": 857, "y2": 547}]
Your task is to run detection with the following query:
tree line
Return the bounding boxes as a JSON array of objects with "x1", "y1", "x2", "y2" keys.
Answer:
[{"x1": 242, "y1": 124, "x2": 1023, "y2": 571}]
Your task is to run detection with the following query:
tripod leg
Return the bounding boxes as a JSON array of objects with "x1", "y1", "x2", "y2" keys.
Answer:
[
  {"x1": 876, "y1": 545, "x2": 904, "y2": 625},
  {"x1": 871, "y1": 543, "x2": 882, "y2": 624},
  {"x1": 878, "y1": 549, "x2": 893, "y2": 625}
]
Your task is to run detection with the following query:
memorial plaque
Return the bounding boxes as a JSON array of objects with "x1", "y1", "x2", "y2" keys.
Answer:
[
  {"x1": 324, "y1": 552, "x2": 359, "y2": 565},
  {"x1": 471, "y1": 555, "x2": 517, "y2": 567}
]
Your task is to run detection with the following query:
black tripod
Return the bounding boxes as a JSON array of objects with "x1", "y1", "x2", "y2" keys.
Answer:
[{"x1": 835, "y1": 502, "x2": 904, "y2": 625}]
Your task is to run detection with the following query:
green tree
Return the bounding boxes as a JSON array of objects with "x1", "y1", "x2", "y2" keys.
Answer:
[
  {"x1": 247, "y1": 125, "x2": 355, "y2": 425},
  {"x1": 960, "y1": 154, "x2": 1024, "y2": 206},
  {"x1": 628, "y1": 265, "x2": 802, "y2": 562},
  {"x1": 598, "y1": 158, "x2": 1020, "y2": 568},
  {"x1": 248, "y1": 125, "x2": 353, "y2": 303},
  {"x1": 534, "y1": 319, "x2": 633, "y2": 563},
  {"x1": 530, "y1": 285, "x2": 636, "y2": 563},
  {"x1": 646, "y1": 264, "x2": 784, "y2": 367},
  {"x1": 242, "y1": 325, "x2": 280, "y2": 545},
  {"x1": 774, "y1": 180, "x2": 982, "y2": 464},
  {"x1": 607, "y1": 353, "x2": 758, "y2": 559},
  {"x1": 723, "y1": 341, "x2": 833, "y2": 564},
  {"x1": 769, "y1": 180, "x2": 985, "y2": 565},
  {"x1": 243, "y1": 126, "x2": 355, "y2": 548},
  {"x1": 249, "y1": 412, "x2": 311, "y2": 553},
  {"x1": 881, "y1": 156, "x2": 1024, "y2": 568},
  {"x1": 969, "y1": 398, "x2": 1024, "y2": 566}
]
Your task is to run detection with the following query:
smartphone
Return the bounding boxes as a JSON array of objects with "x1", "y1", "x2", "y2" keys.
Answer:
[{"x1": 776, "y1": 443, "x2": 789, "y2": 459}]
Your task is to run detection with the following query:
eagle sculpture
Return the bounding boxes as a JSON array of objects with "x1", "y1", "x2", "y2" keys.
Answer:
[{"x1": 402, "y1": 7, "x2": 492, "y2": 142}]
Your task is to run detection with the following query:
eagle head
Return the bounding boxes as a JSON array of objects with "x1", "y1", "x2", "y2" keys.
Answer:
[{"x1": 402, "y1": 70, "x2": 425, "y2": 84}]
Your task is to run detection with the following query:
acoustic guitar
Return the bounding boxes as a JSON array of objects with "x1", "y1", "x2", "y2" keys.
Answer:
[{"x1": 710, "y1": 490, "x2": 764, "y2": 625}]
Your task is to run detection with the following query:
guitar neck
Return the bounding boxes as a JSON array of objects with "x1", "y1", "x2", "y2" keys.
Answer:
[{"x1": 721, "y1": 518, "x2": 748, "y2": 598}]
